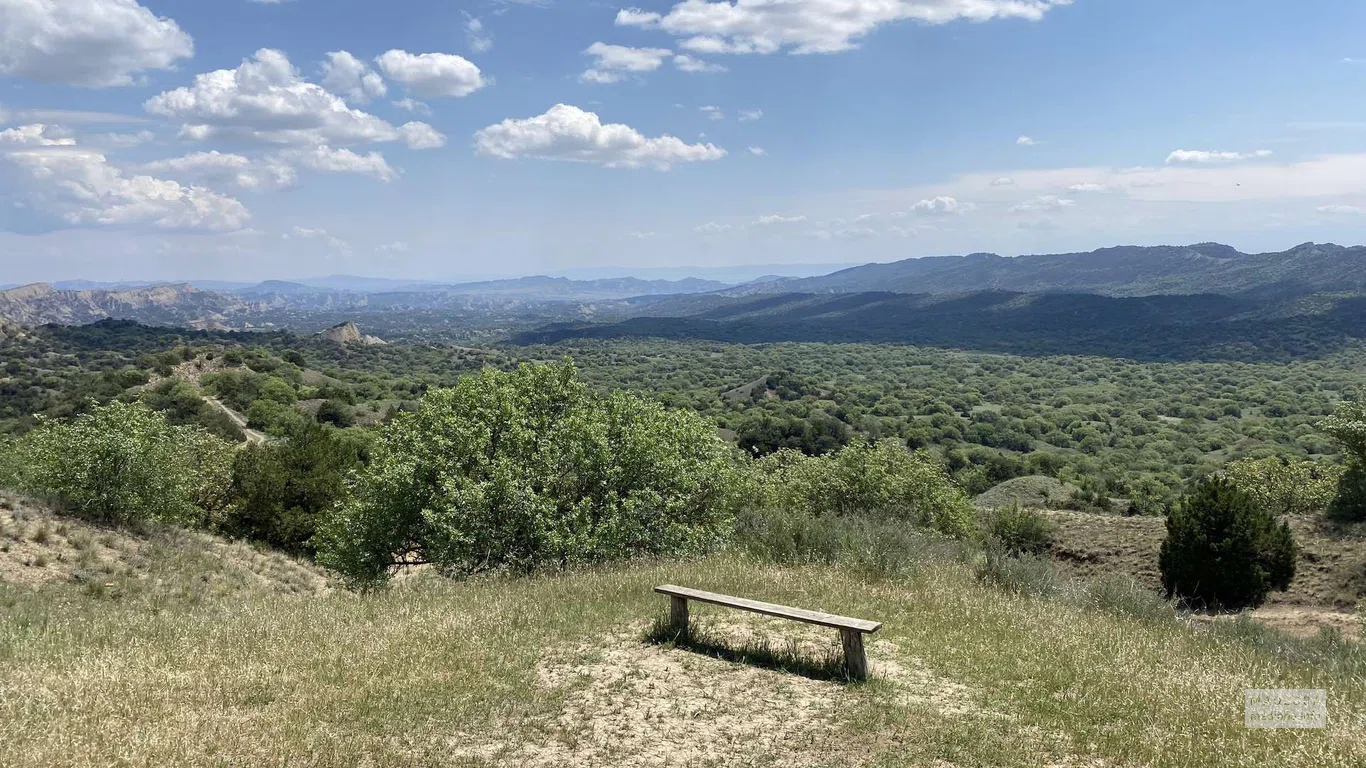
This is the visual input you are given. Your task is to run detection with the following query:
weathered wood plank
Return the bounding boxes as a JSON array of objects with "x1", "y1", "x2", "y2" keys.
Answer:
[
  {"x1": 669, "y1": 594, "x2": 690, "y2": 633},
  {"x1": 840, "y1": 627, "x2": 868, "y2": 680},
  {"x1": 654, "y1": 584, "x2": 882, "y2": 634}
]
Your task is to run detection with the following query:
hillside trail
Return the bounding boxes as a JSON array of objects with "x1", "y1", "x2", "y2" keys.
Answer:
[{"x1": 204, "y1": 397, "x2": 267, "y2": 445}]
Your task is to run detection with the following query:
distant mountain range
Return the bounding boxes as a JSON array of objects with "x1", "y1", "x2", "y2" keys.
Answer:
[
  {"x1": 723, "y1": 242, "x2": 1366, "y2": 299},
  {"x1": 0, "y1": 275, "x2": 732, "y2": 328},
  {"x1": 6, "y1": 242, "x2": 1366, "y2": 354}
]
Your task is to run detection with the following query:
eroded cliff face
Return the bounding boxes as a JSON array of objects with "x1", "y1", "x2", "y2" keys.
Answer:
[
  {"x1": 0, "y1": 283, "x2": 248, "y2": 326},
  {"x1": 317, "y1": 320, "x2": 386, "y2": 346}
]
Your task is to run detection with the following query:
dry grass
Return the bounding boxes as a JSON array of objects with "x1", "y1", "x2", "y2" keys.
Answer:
[
  {"x1": 0, "y1": 492, "x2": 328, "y2": 597},
  {"x1": 1046, "y1": 509, "x2": 1365, "y2": 636},
  {"x1": 2, "y1": 532, "x2": 1365, "y2": 767}
]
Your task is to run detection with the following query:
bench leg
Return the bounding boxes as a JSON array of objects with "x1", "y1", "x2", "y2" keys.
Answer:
[
  {"x1": 669, "y1": 596, "x2": 690, "y2": 635},
  {"x1": 840, "y1": 629, "x2": 868, "y2": 680}
]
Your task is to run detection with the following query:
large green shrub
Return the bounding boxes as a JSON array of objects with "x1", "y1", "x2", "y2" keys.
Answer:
[
  {"x1": 750, "y1": 439, "x2": 976, "y2": 538},
  {"x1": 5, "y1": 401, "x2": 233, "y2": 525},
  {"x1": 316, "y1": 362, "x2": 742, "y2": 587},
  {"x1": 982, "y1": 502, "x2": 1055, "y2": 556},
  {"x1": 1321, "y1": 397, "x2": 1366, "y2": 460},
  {"x1": 222, "y1": 420, "x2": 365, "y2": 555},
  {"x1": 1219, "y1": 457, "x2": 1342, "y2": 517},
  {"x1": 1159, "y1": 477, "x2": 1297, "y2": 609}
]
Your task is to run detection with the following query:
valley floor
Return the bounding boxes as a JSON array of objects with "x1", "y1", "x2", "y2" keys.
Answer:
[{"x1": 2, "y1": 507, "x2": 1363, "y2": 767}]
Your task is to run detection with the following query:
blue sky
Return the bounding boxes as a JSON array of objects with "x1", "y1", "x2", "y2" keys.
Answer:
[{"x1": 3, "y1": 0, "x2": 1366, "y2": 283}]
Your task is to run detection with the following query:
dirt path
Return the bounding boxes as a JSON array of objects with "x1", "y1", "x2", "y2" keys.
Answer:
[{"x1": 205, "y1": 397, "x2": 267, "y2": 444}]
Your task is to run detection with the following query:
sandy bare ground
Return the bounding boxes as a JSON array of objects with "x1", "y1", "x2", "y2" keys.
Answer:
[
  {"x1": 0, "y1": 493, "x2": 326, "y2": 594},
  {"x1": 448, "y1": 614, "x2": 1030, "y2": 768}
]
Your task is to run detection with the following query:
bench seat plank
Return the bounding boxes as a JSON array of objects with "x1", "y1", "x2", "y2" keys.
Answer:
[{"x1": 655, "y1": 584, "x2": 881, "y2": 634}]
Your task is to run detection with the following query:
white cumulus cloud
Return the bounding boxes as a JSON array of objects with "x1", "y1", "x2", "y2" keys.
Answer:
[
  {"x1": 1010, "y1": 194, "x2": 1075, "y2": 212},
  {"x1": 617, "y1": 0, "x2": 1070, "y2": 55},
  {"x1": 399, "y1": 122, "x2": 446, "y2": 150},
  {"x1": 911, "y1": 196, "x2": 973, "y2": 214},
  {"x1": 581, "y1": 42, "x2": 673, "y2": 83},
  {"x1": 1016, "y1": 135, "x2": 1036, "y2": 146},
  {"x1": 141, "y1": 150, "x2": 297, "y2": 190},
  {"x1": 673, "y1": 54, "x2": 727, "y2": 73},
  {"x1": 1165, "y1": 149, "x2": 1273, "y2": 164},
  {"x1": 320, "y1": 51, "x2": 387, "y2": 104},
  {"x1": 748, "y1": 146, "x2": 766, "y2": 156},
  {"x1": 1317, "y1": 204, "x2": 1366, "y2": 215},
  {"x1": 277, "y1": 146, "x2": 397, "y2": 182},
  {"x1": 0, "y1": 0, "x2": 194, "y2": 87},
  {"x1": 466, "y1": 14, "x2": 493, "y2": 53},
  {"x1": 474, "y1": 104, "x2": 726, "y2": 170},
  {"x1": 393, "y1": 98, "x2": 432, "y2": 115},
  {"x1": 0, "y1": 124, "x2": 76, "y2": 147},
  {"x1": 375, "y1": 50, "x2": 486, "y2": 98},
  {"x1": 0, "y1": 141, "x2": 248, "y2": 233},
  {"x1": 145, "y1": 49, "x2": 408, "y2": 147},
  {"x1": 754, "y1": 214, "x2": 806, "y2": 225}
]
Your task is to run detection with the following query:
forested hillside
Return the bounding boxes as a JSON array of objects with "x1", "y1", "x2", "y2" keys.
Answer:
[
  {"x1": 727, "y1": 242, "x2": 1366, "y2": 298},
  {"x1": 523, "y1": 290, "x2": 1366, "y2": 361},
  {"x1": 5, "y1": 320, "x2": 1362, "y2": 507}
]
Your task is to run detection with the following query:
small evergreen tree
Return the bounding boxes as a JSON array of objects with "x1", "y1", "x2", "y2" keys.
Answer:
[
  {"x1": 223, "y1": 420, "x2": 365, "y2": 555},
  {"x1": 1159, "y1": 477, "x2": 1297, "y2": 609}
]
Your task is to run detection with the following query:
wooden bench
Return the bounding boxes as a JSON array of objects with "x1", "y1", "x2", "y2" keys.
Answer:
[{"x1": 654, "y1": 584, "x2": 882, "y2": 680}]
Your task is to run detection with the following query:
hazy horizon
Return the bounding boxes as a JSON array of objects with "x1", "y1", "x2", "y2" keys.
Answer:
[
  {"x1": 1, "y1": 260, "x2": 867, "y2": 289},
  {"x1": 1, "y1": 237, "x2": 1352, "y2": 289}
]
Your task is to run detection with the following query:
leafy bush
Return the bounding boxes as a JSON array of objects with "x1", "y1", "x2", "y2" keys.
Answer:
[
  {"x1": 1080, "y1": 575, "x2": 1175, "y2": 622},
  {"x1": 1322, "y1": 397, "x2": 1366, "y2": 523},
  {"x1": 4, "y1": 401, "x2": 232, "y2": 525},
  {"x1": 975, "y1": 544, "x2": 1061, "y2": 597},
  {"x1": 222, "y1": 420, "x2": 365, "y2": 555},
  {"x1": 1219, "y1": 457, "x2": 1342, "y2": 517},
  {"x1": 734, "y1": 410, "x2": 850, "y2": 457},
  {"x1": 1321, "y1": 396, "x2": 1366, "y2": 461},
  {"x1": 317, "y1": 361, "x2": 742, "y2": 587},
  {"x1": 733, "y1": 505, "x2": 968, "y2": 577},
  {"x1": 315, "y1": 399, "x2": 354, "y2": 428},
  {"x1": 982, "y1": 502, "x2": 1055, "y2": 556},
  {"x1": 1326, "y1": 463, "x2": 1366, "y2": 523},
  {"x1": 750, "y1": 439, "x2": 976, "y2": 538},
  {"x1": 1159, "y1": 477, "x2": 1297, "y2": 609},
  {"x1": 245, "y1": 399, "x2": 304, "y2": 434}
]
